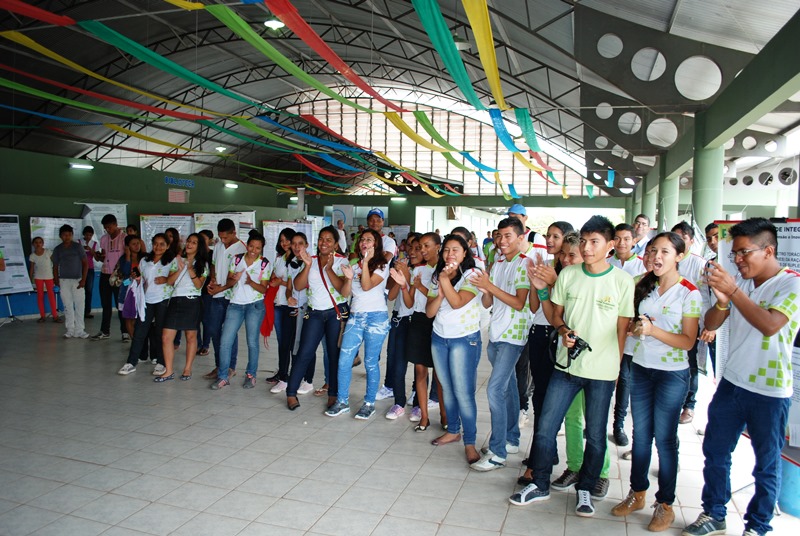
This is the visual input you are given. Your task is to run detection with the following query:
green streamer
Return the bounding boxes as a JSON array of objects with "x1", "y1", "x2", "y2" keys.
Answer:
[
  {"x1": 204, "y1": 5, "x2": 373, "y2": 114},
  {"x1": 78, "y1": 20, "x2": 274, "y2": 113},
  {"x1": 198, "y1": 120, "x2": 302, "y2": 153},
  {"x1": 514, "y1": 108, "x2": 542, "y2": 152},
  {"x1": 412, "y1": 111, "x2": 459, "y2": 151}
]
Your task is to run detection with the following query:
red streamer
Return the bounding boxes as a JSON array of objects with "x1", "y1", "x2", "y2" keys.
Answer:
[
  {"x1": 0, "y1": 63, "x2": 213, "y2": 121},
  {"x1": 293, "y1": 154, "x2": 363, "y2": 178},
  {"x1": 299, "y1": 114, "x2": 369, "y2": 150},
  {"x1": 266, "y1": 0, "x2": 406, "y2": 113},
  {"x1": 0, "y1": 0, "x2": 76, "y2": 26},
  {"x1": 529, "y1": 150, "x2": 554, "y2": 171}
]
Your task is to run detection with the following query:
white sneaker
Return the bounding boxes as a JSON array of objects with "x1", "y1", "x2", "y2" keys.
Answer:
[
  {"x1": 385, "y1": 404, "x2": 405, "y2": 420},
  {"x1": 63, "y1": 332, "x2": 74, "y2": 339},
  {"x1": 270, "y1": 380, "x2": 288, "y2": 394},
  {"x1": 75, "y1": 331, "x2": 90, "y2": 339},
  {"x1": 152, "y1": 364, "x2": 166, "y2": 376},
  {"x1": 409, "y1": 407, "x2": 422, "y2": 422},
  {"x1": 470, "y1": 450, "x2": 506, "y2": 471},
  {"x1": 427, "y1": 399, "x2": 439, "y2": 409},
  {"x1": 151, "y1": 359, "x2": 157, "y2": 365},
  {"x1": 118, "y1": 363, "x2": 136, "y2": 375},
  {"x1": 121, "y1": 333, "x2": 130, "y2": 342},
  {"x1": 375, "y1": 385, "x2": 394, "y2": 400},
  {"x1": 519, "y1": 409, "x2": 530, "y2": 427},
  {"x1": 297, "y1": 381, "x2": 313, "y2": 395}
]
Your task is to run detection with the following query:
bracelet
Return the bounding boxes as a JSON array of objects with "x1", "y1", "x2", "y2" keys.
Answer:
[
  {"x1": 731, "y1": 287, "x2": 739, "y2": 298},
  {"x1": 714, "y1": 302, "x2": 731, "y2": 311},
  {"x1": 537, "y1": 288, "x2": 550, "y2": 301},
  {"x1": 554, "y1": 324, "x2": 568, "y2": 335}
]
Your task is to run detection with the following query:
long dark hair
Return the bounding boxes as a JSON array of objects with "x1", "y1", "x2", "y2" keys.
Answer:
[
  {"x1": 633, "y1": 232, "x2": 685, "y2": 315},
  {"x1": 358, "y1": 228, "x2": 388, "y2": 273},
  {"x1": 433, "y1": 234, "x2": 475, "y2": 287},
  {"x1": 289, "y1": 232, "x2": 308, "y2": 269},
  {"x1": 184, "y1": 232, "x2": 210, "y2": 277},
  {"x1": 164, "y1": 227, "x2": 181, "y2": 258},
  {"x1": 276, "y1": 227, "x2": 296, "y2": 264},
  {"x1": 549, "y1": 221, "x2": 575, "y2": 274},
  {"x1": 144, "y1": 233, "x2": 175, "y2": 266}
]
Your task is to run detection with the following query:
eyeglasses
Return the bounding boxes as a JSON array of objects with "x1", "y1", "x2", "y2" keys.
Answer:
[{"x1": 728, "y1": 247, "x2": 765, "y2": 262}]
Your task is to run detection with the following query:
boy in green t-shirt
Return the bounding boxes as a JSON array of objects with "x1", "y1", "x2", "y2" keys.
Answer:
[{"x1": 509, "y1": 215, "x2": 634, "y2": 517}]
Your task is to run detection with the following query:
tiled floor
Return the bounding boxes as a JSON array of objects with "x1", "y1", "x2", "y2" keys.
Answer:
[{"x1": 0, "y1": 311, "x2": 798, "y2": 536}]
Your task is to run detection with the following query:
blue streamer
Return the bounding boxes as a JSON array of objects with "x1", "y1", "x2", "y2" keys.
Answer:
[
  {"x1": 606, "y1": 169, "x2": 615, "y2": 188},
  {"x1": 317, "y1": 153, "x2": 365, "y2": 173},
  {"x1": 508, "y1": 184, "x2": 521, "y2": 199},
  {"x1": 460, "y1": 151, "x2": 499, "y2": 172},
  {"x1": 476, "y1": 171, "x2": 495, "y2": 184},
  {"x1": 489, "y1": 109, "x2": 524, "y2": 152},
  {"x1": 0, "y1": 103, "x2": 101, "y2": 124},
  {"x1": 256, "y1": 115, "x2": 367, "y2": 153}
]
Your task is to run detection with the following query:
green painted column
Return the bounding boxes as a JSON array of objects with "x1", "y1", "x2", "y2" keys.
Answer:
[
  {"x1": 642, "y1": 186, "x2": 658, "y2": 227},
  {"x1": 692, "y1": 146, "x2": 724, "y2": 229},
  {"x1": 659, "y1": 177, "x2": 680, "y2": 232},
  {"x1": 633, "y1": 189, "x2": 643, "y2": 219},
  {"x1": 624, "y1": 196, "x2": 633, "y2": 223}
]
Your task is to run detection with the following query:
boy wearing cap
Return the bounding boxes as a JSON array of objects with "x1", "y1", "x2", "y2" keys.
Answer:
[{"x1": 352, "y1": 209, "x2": 396, "y2": 263}]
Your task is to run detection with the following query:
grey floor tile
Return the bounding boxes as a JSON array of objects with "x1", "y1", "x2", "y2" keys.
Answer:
[
  {"x1": 388, "y1": 491, "x2": 454, "y2": 523},
  {"x1": 255, "y1": 498, "x2": 329, "y2": 531},
  {"x1": 168, "y1": 511, "x2": 249, "y2": 536},
  {"x1": 334, "y1": 484, "x2": 399, "y2": 514},
  {"x1": 28, "y1": 514, "x2": 109, "y2": 536},
  {"x1": 0, "y1": 505, "x2": 63, "y2": 536},
  {"x1": 371, "y1": 514, "x2": 439, "y2": 536},
  {"x1": 118, "y1": 502, "x2": 197, "y2": 536},
  {"x1": 158, "y1": 482, "x2": 229, "y2": 511},
  {"x1": 443, "y1": 500, "x2": 510, "y2": 532},
  {"x1": 282, "y1": 479, "x2": 349, "y2": 506},
  {"x1": 71, "y1": 468, "x2": 142, "y2": 492},
  {"x1": 71, "y1": 493, "x2": 150, "y2": 525},
  {"x1": 28, "y1": 485, "x2": 105, "y2": 514},
  {"x1": 205, "y1": 490, "x2": 275, "y2": 521},
  {"x1": 309, "y1": 506, "x2": 382, "y2": 536},
  {"x1": 0, "y1": 476, "x2": 64, "y2": 503},
  {"x1": 112, "y1": 474, "x2": 183, "y2": 502}
]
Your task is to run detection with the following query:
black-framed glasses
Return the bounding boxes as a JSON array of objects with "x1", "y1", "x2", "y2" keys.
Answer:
[{"x1": 728, "y1": 247, "x2": 765, "y2": 262}]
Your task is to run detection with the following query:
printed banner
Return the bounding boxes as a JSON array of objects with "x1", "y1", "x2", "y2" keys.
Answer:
[
  {"x1": 139, "y1": 214, "x2": 194, "y2": 249},
  {"x1": 80, "y1": 203, "x2": 127, "y2": 238},
  {"x1": 29, "y1": 216, "x2": 83, "y2": 250},
  {"x1": 0, "y1": 215, "x2": 34, "y2": 296}
]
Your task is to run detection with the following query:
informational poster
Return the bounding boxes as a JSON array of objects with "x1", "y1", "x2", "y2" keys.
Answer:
[
  {"x1": 139, "y1": 215, "x2": 194, "y2": 248},
  {"x1": 331, "y1": 204, "x2": 354, "y2": 228},
  {"x1": 0, "y1": 215, "x2": 34, "y2": 296},
  {"x1": 391, "y1": 225, "x2": 411, "y2": 244},
  {"x1": 263, "y1": 221, "x2": 315, "y2": 265},
  {"x1": 80, "y1": 203, "x2": 127, "y2": 235},
  {"x1": 30, "y1": 217, "x2": 84, "y2": 250},
  {"x1": 193, "y1": 212, "x2": 256, "y2": 245}
]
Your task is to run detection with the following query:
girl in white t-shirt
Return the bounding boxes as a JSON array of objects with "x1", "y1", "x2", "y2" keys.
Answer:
[
  {"x1": 611, "y1": 232, "x2": 700, "y2": 530},
  {"x1": 267, "y1": 228, "x2": 297, "y2": 387},
  {"x1": 325, "y1": 229, "x2": 391, "y2": 420},
  {"x1": 211, "y1": 232, "x2": 272, "y2": 390},
  {"x1": 29, "y1": 236, "x2": 60, "y2": 323},
  {"x1": 426, "y1": 234, "x2": 483, "y2": 465},
  {"x1": 156, "y1": 233, "x2": 210, "y2": 382},
  {"x1": 118, "y1": 234, "x2": 177, "y2": 376}
]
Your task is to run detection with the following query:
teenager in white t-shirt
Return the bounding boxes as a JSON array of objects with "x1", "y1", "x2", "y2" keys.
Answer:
[
  {"x1": 118, "y1": 234, "x2": 177, "y2": 376},
  {"x1": 286, "y1": 226, "x2": 351, "y2": 411},
  {"x1": 157, "y1": 233, "x2": 210, "y2": 383},
  {"x1": 266, "y1": 228, "x2": 297, "y2": 388},
  {"x1": 326, "y1": 229, "x2": 391, "y2": 420},
  {"x1": 684, "y1": 218, "x2": 800, "y2": 536},
  {"x1": 29, "y1": 236, "x2": 59, "y2": 323},
  {"x1": 426, "y1": 234, "x2": 483, "y2": 466},
  {"x1": 211, "y1": 232, "x2": 272, "y2": 390},
  {"x1": 611, "y1": 232, "x2": 700, "y2": 531}
]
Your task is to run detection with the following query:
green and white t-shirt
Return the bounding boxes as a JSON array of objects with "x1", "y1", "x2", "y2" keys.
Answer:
[
  {"x1": 488, "y1": 251, "x2": 532, "y2": 345},
  {"x1": 429, "y1": 268, "x2": 482, "y2": 339},
  {"x1": 212, "y1": 239, "x2": 247, "y2": 300},
  {"x1": 723, "y1": 268, "x2": 800, "y2": 398},
  {"x1": 632, "y1": 277, "x2": 701, "y2": 370},
  {"x1": 172, "y1": 259, "x2": 209, "y2": 298},
  {"x1": 609, "y1": 253, "x2": 646, "y2": 277},
  {"x1": 273, "y1": 254, "x2": 290, "y2": 307},
  {"x1": 306, "y1": 255, "x2": 348, "y2": 311},
  {"x1": 229, "y1": 255, "x2": 272, "y2": 305},
  {"x1": 551, "y1": 263, "x2": 635, "y2": 381},
  {"x1": 140, "y1": 257, "x2": 177, "y2": 304}
]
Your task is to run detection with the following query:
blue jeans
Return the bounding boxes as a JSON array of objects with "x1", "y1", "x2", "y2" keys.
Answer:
[
  {"x1": 630, "y1": 363, "x2": 689, "y2": 504},
  {"x1": 431, "y1": 331, "x2": 481, "y2": 446},
  {"x1": 683, "y1": 339, "x2": 700, "y2": 410},
  {"x1": 613, "y1": 353, "x2": 633, "y2": 430},
  {"x1": 287, "y1": 308, "x2": 341, "y2": 398},
  {"x1": 487, "y1": 341, "x2": 523, "y2": 458},
  {"x1": 83, "y1": 269, "x2": 95, "y2": 317},
  {"x1": 208, "y1": 298, "x2": 237, "y2": 370},
  {"x1": 337, "y1": 311, "x2": 390, "y2": 405},
  {"x1": 386, "y1": 313, "x2": 410, "y2": 406},
  {"x1": 530, "y1": 370, "x2": 616, "y2": 492},
  {"x1": 701, "y1": 379, "x2": 790, "y2": 535},
  {"x1": 274, "y1": 305, "x2": 296, "y2": 381},
  {"x1": 218, "y1": 301, "x2": 264, "y2": 381}
]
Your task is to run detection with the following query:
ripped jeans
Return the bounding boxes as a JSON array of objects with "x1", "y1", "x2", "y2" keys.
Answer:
[{"x1": 336, "y1": 310, "x2": 390, "y2": 405}]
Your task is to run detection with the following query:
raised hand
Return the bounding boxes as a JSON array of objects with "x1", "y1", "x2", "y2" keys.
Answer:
[
  {"x1": 468, "y1": 270, "x2": 490, "y2": 293},
  {"x1": 363, "y1": 246, "x2": 374, "y2": 263},
  {"x1": 341, "y1": 263, "x2": 354, "y2": 280},
  {"x1": 389, "y1": 267, "x2": 407, "y2": 287},
  {"x1": 299, "y1": 249, "x2": 313, "y2": 264}
]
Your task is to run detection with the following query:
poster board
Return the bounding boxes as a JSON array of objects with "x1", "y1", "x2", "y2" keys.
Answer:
[
  {"x1": 716, "y1": 219, "x2": 800, "y2": 451},
  {"x1": 30, "y1": 217, "x2": 83, "y2": 250},
  {"x1": 391, "y1": 225, "x2": 411, "y2": 244},
  {"x1": 139, "y1": 215, "x2": 194, "y2": 248},
  {"x1": 262, "y1": 221, "x2": 315, "y2": 265},
  {"x1": 0, "y1": 215, "x2": 34, "y2": 295},
  {"x1": 193, "y1": 212, "x2": 257, "y2": 245},
  {"x1": 79, "y1": 203, "x2": 127, "y2": 235}
]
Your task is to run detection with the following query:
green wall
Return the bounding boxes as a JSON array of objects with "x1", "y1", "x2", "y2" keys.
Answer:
[{"x1": 0, "y1": 148, "x2": 304, "y2": 247}]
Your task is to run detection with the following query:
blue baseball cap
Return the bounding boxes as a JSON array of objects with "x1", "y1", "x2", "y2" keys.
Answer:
[
  {"x1": 367, "y1": 208, "x2": 385, "y2": 219},
  {"x1": 507, "y1": 204, "x2": 527, "y2": 216}
]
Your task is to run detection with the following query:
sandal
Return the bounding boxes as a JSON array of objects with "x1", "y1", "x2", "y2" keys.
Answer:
[
  {"x1": 197, "y1": 348, "x2": 209, "y2": 356},
  {"x1": 180, "y1": 374, "x2": 192, "y2": 381},
  {"x1": 153, "y1": 373, "x2": 175, "y2": 383},
  {"x1": 414, "y1": 420, "x2": 429, "y2": 433},
  {"x1": 431, "y1": 433, "x2": 462, "y2": 446},
  {"x1": 351, "y1": 356, "x2": 361, "y2": 368},
  {"x1": 313, "y1": 384, "x2": 328, "y2": 397}
]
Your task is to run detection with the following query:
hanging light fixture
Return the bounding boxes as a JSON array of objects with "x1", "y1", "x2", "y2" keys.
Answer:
[{"x1": 264, "y1": 18, "x2": 285, "y2": 30}]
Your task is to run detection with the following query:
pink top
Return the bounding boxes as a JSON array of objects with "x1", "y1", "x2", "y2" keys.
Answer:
[{"x1": 100, "y1": 232, "x2": 125, "y2": 275}]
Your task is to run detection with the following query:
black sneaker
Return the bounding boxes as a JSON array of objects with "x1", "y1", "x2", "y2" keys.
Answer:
[
  {"x1": 508, "y1": 483, "x2": 549, "y2": 506},
  {"x1": 575, "y1": 489, "x2": 595, "y2": 517},
  {"x1": 613, "y1": 428, "x2": 629, "y2": 446},
  {"x1": 591, "y1": 478, "x2": 609, "y2": 500},
  {"x1": 682, "y1": 513, "x2": 726, "y2": 536},
  {"x1": 551, "y1": 469, "x2": 579, "y2": 491}
]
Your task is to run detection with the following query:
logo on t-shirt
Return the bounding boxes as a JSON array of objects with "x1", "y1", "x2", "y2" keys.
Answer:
[{"x1": 596, "y1": 295, "x2": 615, "y2": 311}]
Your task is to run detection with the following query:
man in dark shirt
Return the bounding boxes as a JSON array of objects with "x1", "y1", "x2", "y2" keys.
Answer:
[{"x1": 52, "y1": 225, "x2": 88, "y2": 339}]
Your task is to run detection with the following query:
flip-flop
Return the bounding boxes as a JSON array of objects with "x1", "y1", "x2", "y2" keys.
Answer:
[
  {"x1": 180, "y1": 374, "x2": 192, "y2": 381},
  {"x1": 313, "y1": 385, "x2": 328, "y2": 397},
  {"x1": 414, "y1": 423, "x2": 429, "y2": 432},
  {"x1": 154, "y1": 373, "x2": 175, "y2": 383},
  {"x1": 431, "y1": 433, "x2": 461, "y2": 446}
]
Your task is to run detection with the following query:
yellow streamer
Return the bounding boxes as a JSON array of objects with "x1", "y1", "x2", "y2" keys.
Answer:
[
  {"x1": 493, "y1": 172, "x2": 514, "y2": 201},
  {"x1": 420, "y1": 183, "x2": 445, "y2": 198},
  {"x1": 562, "y1": 185, "x2": 570, "y2": 199},
  {"x1": 513, "y1": 152, "x2": 544, "y2": 172},
  {"x1": 461, "y1": 0, "x2": 508, "y2": 110},
  {"x1": 104, "y1": 124, "x2": 221, "y2": 154},
  {"x1": 384, "y1": 113, "x2": 449, "y2": 152},
  {"x1": 0, "y1": 31, "x2": 229, "y2": 117},
  {"x1": 162, "y1": 0, "x2": 204, "y2": 10}
]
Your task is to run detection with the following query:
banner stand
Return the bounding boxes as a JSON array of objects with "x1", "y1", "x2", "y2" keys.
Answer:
[{"x1": 0, "y1": 295, "x2": 22, "y2": 327}]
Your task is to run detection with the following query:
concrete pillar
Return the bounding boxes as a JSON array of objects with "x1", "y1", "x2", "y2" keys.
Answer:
[
  {"x1": 633, "y1": 189, "x2": 643, "y2": 219},
  {"x1": 297, "y1": 187, "x2": 306, "y2": 216},
  {"x1": 625, "y1": 196, "x2": 633, "y2": 223},
  {"x1": 659, "y1": 177, "x2": 680, "y2": 232},
  {"x1": 642, "y1": 187, "x2": 658, "y2": 228},
  {"x1": 691, "y1": 146, "x2": 724, "y2": 229}
]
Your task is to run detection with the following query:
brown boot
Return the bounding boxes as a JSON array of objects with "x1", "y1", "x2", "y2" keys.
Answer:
[
  {"x1": 611, "y1": 489, "x2": 646, "y2": 516},
  {"x1": 648, "y1": 502, "x2": 674, "y2": 532},
  {"x1": 679, "y1": 408, "x2": 694, "y2": 424}
]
